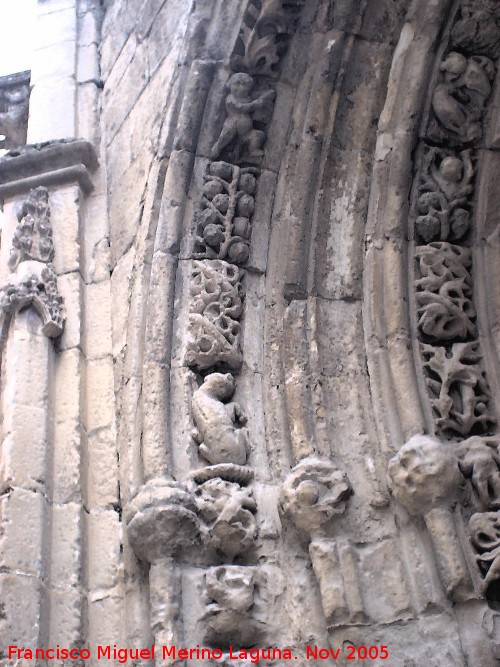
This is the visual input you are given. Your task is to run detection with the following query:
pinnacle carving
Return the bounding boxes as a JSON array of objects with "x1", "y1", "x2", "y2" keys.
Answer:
[{"x1": 0, "y1": 187, "x2": 64, "y2": 338}]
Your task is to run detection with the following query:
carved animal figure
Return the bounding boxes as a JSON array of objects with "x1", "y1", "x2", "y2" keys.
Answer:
[
  {"x1": 192, "y1": 372, "x2": 249, "y2": 465},
  {"x1": 431, "y1": 52, "x2": 494, "y2": 143}
]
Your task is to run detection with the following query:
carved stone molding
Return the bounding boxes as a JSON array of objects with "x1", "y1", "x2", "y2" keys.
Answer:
[
  {"x1": 230, "y1": 0, "x2": 304, "y2": 77},
  {"x1": 426, "y1": 52, "x2": 495, "y2": 146},
  {"x1": 469, "y1": 511, "x2": 500, "y2": 595},
  {"x1": 422, "y1": 342, "x2": 494, "y2": 436},
  {"x1": 0, "y1": 139, "x2": 99, "y2": 199},
  {"x1": 0, "y1": 187, "x2": 64, "y2": 339}
]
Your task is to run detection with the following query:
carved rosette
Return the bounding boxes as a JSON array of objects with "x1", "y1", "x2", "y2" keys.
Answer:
[{"x1": 0, "y1": 187, "x2": 64, "y2": 339}]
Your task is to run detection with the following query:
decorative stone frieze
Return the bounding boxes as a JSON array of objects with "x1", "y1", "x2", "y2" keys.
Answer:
[
  {"x1": 458, "y1": 437, "x2": 500, "y2": 511},
  {"x1": 0, "y1": 187, "x2": 64, "y2": 339},
  {"x1": 230, "y1": 0, "x2": 304, "y2": 77},
  {"x1": 421, "y1": 342, "x2": 493, "y2": 436},
  {"x1": 210, "y1": 74, "x2": 275, "y2": 163},
  {"x1": 427, "y1": 52, "x2": 495, "y2": 146},
  {"x1": 415, "y1": 243, "x2": 476, "y2": 342},
  {"x1": 194, "y1": 161, "x2": 258, "y2": 264},
  {"x1": 469, "y1": 511, "x2": 500, "y2": 594},
  {"x1": 185, "y1": 260, "x2": 244, "y2": 371}
]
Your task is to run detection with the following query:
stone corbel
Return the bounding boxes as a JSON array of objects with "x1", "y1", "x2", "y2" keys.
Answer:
[
  {"x1": 388, "y1": 435, "x2": 472, "y2": 601},
  {"x1": 279, "y1": 457, "x2": 361, "y2": 627},
  {"x1": 124, "y1": 478, "x2": 200, "y2": 650}
]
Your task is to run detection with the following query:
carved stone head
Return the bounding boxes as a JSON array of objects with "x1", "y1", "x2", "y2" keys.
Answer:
[
  {"x1": 388, "y1": 435, "x2": 461, "y2": 515},
  {"x1": 280, "y1": 457, "x2": 352, "y2": 536}
]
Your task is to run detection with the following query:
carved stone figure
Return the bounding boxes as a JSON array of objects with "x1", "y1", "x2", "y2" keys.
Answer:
[
  {"x1": 451, "y1": 2, "x2": 500, "y2": 59},
  {"x1": 388, "y1": 436, "x2": 461, "y2": 516},
  {"x1": 194, "y1": 478, "x2": 257, "y2": 558},
  {"x1": 414, "y1": 148, "x2": 473, "y2": 243},
  {"x1": 421, "y1": 342, "x2": 494, "y2": 436},
  {"x1": 414, "y1": 243, "x2": 476, "y2": 341},
  {"x1": 280, "y1": 457, "x2": 352, "y2": 537},
  {"x1": 231, "y1": 0, "x2": 304, "y2": 77},
  {"x1": 211, "y1": 73, "x2": 275, "y2": 162},
  {"x1": 428, "y1": 51, "x2": 495, "y2": 145},
  {"x1": 458, "y1": 437, "x2": 500, "y2": 510},
  {"x1": 185, "y1": 260, "x2": 244, "y2": 370},
  {"x1": 192, "y1": 373, "x2": 249, "y2": 466},
  {"x1": 469, "y1": 511, "x2": 500, "y2": 593},
  {"x1": 202, "y1": 566, "x2": 259, "y2": 646},
  {"x1": 0, "y1": 187, "x2": 64, "y2": 339},
  {"x1": 194, "y1": 161, "x2": 257, "y2": 264},
  {"x1": 124, "y1": 478, "x2": 200, "y2": 563}
]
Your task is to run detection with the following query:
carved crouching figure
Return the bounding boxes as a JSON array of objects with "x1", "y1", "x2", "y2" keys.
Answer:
[
  {"x1": 211, "y1": 72, "x2": 275, "y2": 160},
  {"x1": 192, "y1": 373, "x2": 249, "y2": 465}
]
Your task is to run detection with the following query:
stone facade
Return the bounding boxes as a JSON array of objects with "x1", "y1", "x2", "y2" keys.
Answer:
[{"x1": 1, "y1": 0, "x2": 500, "y2": 666}]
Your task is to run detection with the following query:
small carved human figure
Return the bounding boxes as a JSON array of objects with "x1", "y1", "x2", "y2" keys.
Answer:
[
  {"x1": 192, "y1": 372, "x2": 249, "y2": 465},
  {"x1": 430, "y1": 52, "x2": 495, "y2": 144},
  {"x1": 458, "y1": 437, "x2": 500, "y2": 510},
  {"x1": 211, "y1": 72, "x2": 275, "y2": 160},
  {"x1": 469, "y1": 511, "x2": 500, "y2": 593}
]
